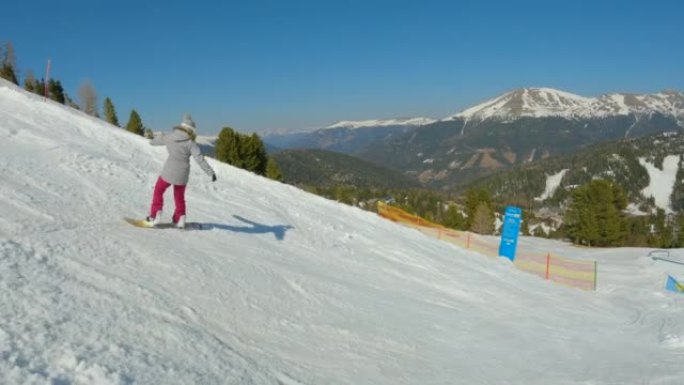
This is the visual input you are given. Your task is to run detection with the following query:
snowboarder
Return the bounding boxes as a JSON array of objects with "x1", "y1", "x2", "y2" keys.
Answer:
[{"x1": 146, "y1": 113, "x2": 216, "y2": 228}]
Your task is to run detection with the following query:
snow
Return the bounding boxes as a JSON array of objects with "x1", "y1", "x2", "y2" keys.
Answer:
[
  {"x1": 325, "y1": 117, "x2": 436, "y2": 130},
  {"x1": 534, "y1": 169, "x2": 568, "y2": 201},
  {"x1": 1, "y1": 79, "x2": 684, "y2": 384},
  {"x1": 447, "y1": 87, "x2": 684, "y2": 123},
  {"x1": 638, "y1": 155, "x2": 680, "y2": 213}
]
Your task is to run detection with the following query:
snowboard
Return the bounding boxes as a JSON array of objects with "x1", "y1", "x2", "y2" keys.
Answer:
[{"x1": 124, "y1": 217, "x2": 204, "y2": 230}]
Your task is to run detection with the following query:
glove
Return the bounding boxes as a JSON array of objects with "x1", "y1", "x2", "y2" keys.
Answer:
[{"x1": 212, "y1": 174, "x2": 217, "y2": 182}]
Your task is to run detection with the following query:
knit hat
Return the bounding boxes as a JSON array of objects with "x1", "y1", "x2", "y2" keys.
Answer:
[{"x1": 179, "y1": 113, "x2": 196, "y2": 134}]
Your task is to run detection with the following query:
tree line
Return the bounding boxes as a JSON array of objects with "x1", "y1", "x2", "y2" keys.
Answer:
[
  {"x1": 1, "y1": 41, "x2": 148, "y2": 137},
  {"x1": 1, "y1": 40, "x2": 282, "y2": 180}
]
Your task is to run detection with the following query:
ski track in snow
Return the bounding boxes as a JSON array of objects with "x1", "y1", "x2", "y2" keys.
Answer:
[{"x1": 1, "y1": 79, "x2": 684, "y2": 384}]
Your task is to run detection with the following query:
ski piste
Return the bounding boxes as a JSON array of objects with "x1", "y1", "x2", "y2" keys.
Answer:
[{"x1": 124, "y1": 217, "x2": 204, "y2": 230}]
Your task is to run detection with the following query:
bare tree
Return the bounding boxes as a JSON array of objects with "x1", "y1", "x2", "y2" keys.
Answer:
[
  {"x1": 23, "y1": 69, "x2": 36, "y2": 92},
  {"x1": 0, "y1": 41, "x2": 18, "y2": 84},
  {"x1": 3, "y1": 41, "x2": 16, "y2": 68},
  {"x1": 79, "y1": 80, "x2": 98, "y2": 116}
]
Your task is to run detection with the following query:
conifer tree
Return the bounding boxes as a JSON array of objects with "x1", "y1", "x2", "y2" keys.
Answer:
[
  {"x1": 242, "y1": 133, "x2": 268, "y2": 175},
  {"x1": 464, "y1": 188, "x2": 492, "y2": 231},
  {"x1": 103, "y1": 97, "x2": 119, "y2": 127},
  {"x1": 47, "y1": 79, "x2": 65, "y2": 104},
  {"x1": 266, "y1": 157, "x2": 283, "y2": 181},
  {"x1": 564, "y1": 179, "x2": 626, "y2": 246},
  {"x1": 443, "y1": 204, "x2": 466, "y2": 230},
  {"x1": 215, "y1": 127, "x2": 270, "y2": 176},
  {"x1": 125, "y1": 110, "x2": 145, "y2": 136},
  {"x1": 215, "y1": 127, "x2": 242, "y2": 167}
]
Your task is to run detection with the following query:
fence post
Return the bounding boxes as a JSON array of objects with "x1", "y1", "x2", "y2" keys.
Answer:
[
  {"x1": 545, "y1": 253, "x2": 551, "y2": 280},
  {"x1": 467, "y1": 232, "x2": 471, "y2": 249}
]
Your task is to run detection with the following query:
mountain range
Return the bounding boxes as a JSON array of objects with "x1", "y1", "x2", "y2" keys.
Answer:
[{"x1": 264, "y1": 88, "x2": 684, "y2": 188}]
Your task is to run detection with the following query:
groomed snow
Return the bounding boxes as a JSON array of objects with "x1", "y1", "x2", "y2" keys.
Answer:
[
  {"x1": 639, "y1": 155, "x2": 680, "y2": 213},
  {"x1": 1, "y1": 79, "x2": 684, "y2": 384}
]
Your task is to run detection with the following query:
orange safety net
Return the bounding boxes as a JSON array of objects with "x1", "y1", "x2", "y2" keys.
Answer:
[{"x1": 377, "y1": 202, "x2": 597, "y2": 290}]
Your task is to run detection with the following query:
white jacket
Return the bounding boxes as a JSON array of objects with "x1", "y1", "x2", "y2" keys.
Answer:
[{"x1": 151, "y1": 128, "x2": 215, "y2": 185}]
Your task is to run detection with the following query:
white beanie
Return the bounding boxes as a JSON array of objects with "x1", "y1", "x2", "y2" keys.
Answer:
[{"x1": 179, "y1": 113, "x2": 196, "y2": 134}]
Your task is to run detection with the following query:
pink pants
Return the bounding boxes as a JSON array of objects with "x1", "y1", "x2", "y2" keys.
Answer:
[{"x1": 149, "y1": 177, "x2": 187, "y2": 223}]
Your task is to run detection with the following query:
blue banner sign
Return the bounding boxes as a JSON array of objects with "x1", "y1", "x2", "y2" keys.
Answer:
[{"x1": 499, "y1": 206, "x2": 522, "y2": 261}]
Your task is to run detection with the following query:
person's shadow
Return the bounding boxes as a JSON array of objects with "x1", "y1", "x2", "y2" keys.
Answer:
[{"x1": 201, "y1": 215, "x2": 293, "y2": 240}]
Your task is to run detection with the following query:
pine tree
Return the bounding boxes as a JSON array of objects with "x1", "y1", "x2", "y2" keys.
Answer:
[
  {"x1": 215, "y1": 127, "x2": 242, "y2": 166},
  {"x1": 242, "y1": 133, "x2": 268, "y2": 175},
  {"x1": 125, "y1": 110, "x2": 144, "y2": 136},
  {"x1": 34, "y1": 78, "x2": 46, "y2": 97},
  {"x1": 47, "y1": 79, "x2": 65, "y2": 104},
  {"x1": 564, "y1": 179, "x2": 626, "y2": 246},
  {"x1": 443, "y1": 204, "x2": 466, "y2": 230},
  {"x1": 464, "y1": 188, "x2": 493, "y2": 231},
  {"x1": 266, "y1": 157, "x2": 283, "y2": 181},
  {"x1": 215, "y1": 127, "x2": 270, "y2": 176},
  {"x1": 103, "y1": 97, "x2": 119, "y2": 127}
]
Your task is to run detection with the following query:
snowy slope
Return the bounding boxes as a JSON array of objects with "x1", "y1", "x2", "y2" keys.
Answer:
[
  {"x1": 1, "y1": 79, "x2": 684, "y2": 385},
  {"x1": 448, "y1": 87, "x2": 684, "y2": 123}
]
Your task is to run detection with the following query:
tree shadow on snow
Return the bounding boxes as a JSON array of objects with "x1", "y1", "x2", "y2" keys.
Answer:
[{"x1": 202, "y1": 215, "x2": 293, "y2": 240}]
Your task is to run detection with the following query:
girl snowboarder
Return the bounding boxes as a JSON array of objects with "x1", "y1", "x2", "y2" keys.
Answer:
[{"x1": 146, "y1": 113, "x2": 216, "y2": 228}]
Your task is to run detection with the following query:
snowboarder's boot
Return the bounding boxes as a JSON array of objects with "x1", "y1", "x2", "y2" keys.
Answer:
[
  {"x1": 176, "y1": 215, "x2": 186, "y2": 229},
  {"x1": 146, "y1": 211, "x2": 163, "y2": 227}
]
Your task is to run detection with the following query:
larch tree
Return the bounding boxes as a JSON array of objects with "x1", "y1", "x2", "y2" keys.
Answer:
[
  {"x1": 79, "y1": 80, "x2": 98, "y2": 116},
  {"x1": 0, "y1": 41, "x2": 18, "y2": 84}
]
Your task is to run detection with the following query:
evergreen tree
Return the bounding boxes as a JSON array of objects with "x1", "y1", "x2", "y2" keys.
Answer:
[
  {"x1": 443, "y1": 204, "x2": 466, "y2": 230},
  {"x1": 125, "y1": 110, "x2": 144, "y2": 136},
  {"x1": 564, "y1": 179, "x2": 626, "y2": 246},
  {"x1": 464, "y1": 188, "x2": 493, "y2": 231},
  {"x1": 215, "y1": 127, "x2": 270, "y2": 176},
  {"x1": 266, "y1": 157, "x2": 283, "y2": 181},
  {"x1": 103, "y1": 97, "x2": 119, "y2": 127},
  {"x1": 242, "y1": 133, "x2": 268, "y2": 175},
  {"x1": 47, "y1": 79, "x2": 65, "y2": 104},
  {"x1": 34, "y1": 78, "x2": 46, "y2": 97},
  {"x1": 215, "y1": 127, "x2": 242, "y2": 166}
]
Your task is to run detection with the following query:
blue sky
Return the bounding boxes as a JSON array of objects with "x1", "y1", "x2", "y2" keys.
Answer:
[{"x1": 2, "y1": 0, "x2": 682, "y2": 134}]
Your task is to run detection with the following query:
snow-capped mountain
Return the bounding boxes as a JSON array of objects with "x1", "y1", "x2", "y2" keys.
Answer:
[
  {"x1": 447, "y1": 87, "x2": 684, "y2": 124},
  {"x1": 325, "y1": 117, "x2": 436, "y2": 130},
  {"x1": 357, "y1": 87, "x2": 684, "y2": 189},
  {"x1": 264, "y1": 117, "x2": 434, "y2": 155}
]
